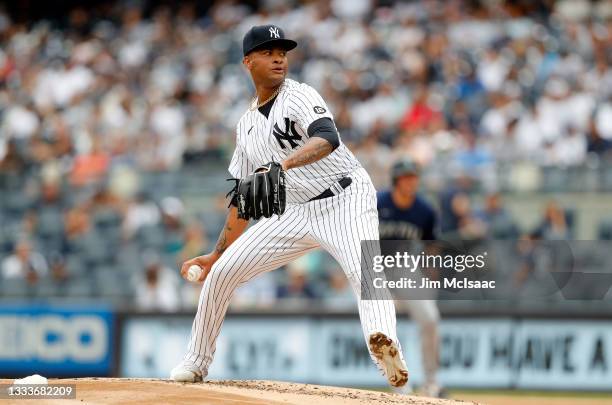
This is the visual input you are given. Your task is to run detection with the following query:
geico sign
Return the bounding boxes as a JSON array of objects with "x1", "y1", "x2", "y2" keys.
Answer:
[{"x1": 0, "y1": 315, "x2": 108, "y2": 362}]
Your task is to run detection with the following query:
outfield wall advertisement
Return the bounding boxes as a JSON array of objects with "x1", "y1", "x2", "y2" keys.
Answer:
[
  {"x1": 1, "y1": 305, "x2": 607, "y2": 389},
  {"x1": 0, "y1": 305, "x2": 115, "y2": 377},
  {"x1": 120, "y1": 316, "x2": 612, "y2": 390}
]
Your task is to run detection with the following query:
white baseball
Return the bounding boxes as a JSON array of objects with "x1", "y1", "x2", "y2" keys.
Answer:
[{"x1": 187, "y1": 265, "x2": 203, "y2": 282}]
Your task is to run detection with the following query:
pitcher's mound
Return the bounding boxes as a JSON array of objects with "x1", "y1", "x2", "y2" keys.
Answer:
[{"x1": 0, "y1": 378, "x2": 479, "y2": 405}]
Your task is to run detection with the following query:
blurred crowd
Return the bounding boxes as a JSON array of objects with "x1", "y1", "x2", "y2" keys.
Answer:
[{"x1": 1, "y1": 0, "x2": 612, "y2": 309}]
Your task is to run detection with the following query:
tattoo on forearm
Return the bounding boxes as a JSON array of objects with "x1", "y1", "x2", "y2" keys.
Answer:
[
  {"x1": 284, "y1": 138, "x2": 333, "y2": 170},
  {"x1": 214, "y1": 223, "x2": 232, "y2": 255}
]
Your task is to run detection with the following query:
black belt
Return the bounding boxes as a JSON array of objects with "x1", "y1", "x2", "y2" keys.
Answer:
[{"x1": 309, "y1": 177, "x2": 352, "y2": 201}]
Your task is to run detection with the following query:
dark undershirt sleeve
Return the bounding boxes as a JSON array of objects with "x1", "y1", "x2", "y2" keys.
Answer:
[{"x1": 307, "y1": 117, "x2": 340, "y2": 151}]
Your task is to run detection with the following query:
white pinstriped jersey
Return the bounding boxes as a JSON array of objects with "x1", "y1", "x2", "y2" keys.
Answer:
[{"x1": 228, "y1": 78, "x2": 361, "y2": 203}]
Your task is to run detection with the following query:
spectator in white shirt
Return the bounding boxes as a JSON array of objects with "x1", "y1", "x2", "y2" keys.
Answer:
[
  {"x1": 134, "y1": 253, "x2": 180, "y2": 312},
  {"x1": 1, "y1": 239, "x2": 48, "y2": 282}
]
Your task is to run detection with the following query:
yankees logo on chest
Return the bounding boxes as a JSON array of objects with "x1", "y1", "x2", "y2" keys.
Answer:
[
  {"x1": 244, "y1": 114, "x2": 304, "y2": 162},
  {"x1": 272, "y1": 117, "x2": 302, "y2": 149}
]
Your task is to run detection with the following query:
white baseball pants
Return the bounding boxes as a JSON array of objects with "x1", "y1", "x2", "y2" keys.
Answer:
[{"x1": 183, "y1": 168, "x2": 402, "y2": 373}]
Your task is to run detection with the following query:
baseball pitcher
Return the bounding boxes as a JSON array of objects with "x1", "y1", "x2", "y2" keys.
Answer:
[{"x1": 170, "y1": 25, "x2": 409, "y2": 388}]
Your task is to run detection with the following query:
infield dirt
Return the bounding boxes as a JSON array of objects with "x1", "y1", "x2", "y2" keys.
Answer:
[{"x1": 0, "y1": 378, "x2": 478, "y2": 405}]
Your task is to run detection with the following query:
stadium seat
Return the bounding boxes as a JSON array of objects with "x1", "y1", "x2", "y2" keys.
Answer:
[
  {"x1": 36, "y1": 207, "x2": 65, "y2": 238},
  {"x1": 0, "y1": 228, "x2": 13, "y2": 254},
  {"x1": 94, "y1": 270, "x2": 133, "y2": 302},
  {"x1": 135, "y1": 224, "x2": 165, "y2": 249},
  {"x1": 65, "y1": 254, "x2": 87, "y2": 277},
  {"x1": 541, "y1": 167, "x2": 567, "y2": 193},
  {"x1": 36, "y1": 235, "x2": 65, "y2": 257},
  {"x1": 92, "y1": 208, "x2": 122, "y2": 242},
  {"x1": 0, "y1": 278, "x2": 29, "y2": 298},
  {"x1": 566, "y1": 166, "x2": 597, "y2": 192},
  {"x1": 66, "y1": 277, "x2": 94, "y2": 298},
  {"x1": 601, "y1": 165, "x2": 612, "y2": 192},
  {"x1": 74, "y1": 231, "x2": 113, "y2": 266},
  {"x1": 116, "y1": 242, "x2": 143, "y2": 271},
  {"x1": 161, "y1": 253, "x2": 178, "y2": 269},
  {"x1": 34, "y1": 278, "x2": 60, "y2": 298},
  {"x1": 3, "y1": 190, "x2": 33, "y2": 217},
  {"x1": 142, "y1": 172, "x2": 179, "y2": 200}
]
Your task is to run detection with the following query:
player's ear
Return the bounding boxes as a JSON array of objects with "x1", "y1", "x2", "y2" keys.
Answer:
[{"x1": 243, "y1": 55, "x2": 252, "y2": 71}]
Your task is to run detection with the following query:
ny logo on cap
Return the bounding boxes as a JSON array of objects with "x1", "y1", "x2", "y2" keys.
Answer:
[{"x1": 269, "y1": 26, "x2": 280, "y2": 39}]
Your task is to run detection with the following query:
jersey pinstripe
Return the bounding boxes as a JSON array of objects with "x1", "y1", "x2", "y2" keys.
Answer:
[{"x1": 228, "y1": 78, "x2": 361, "y2": 203}]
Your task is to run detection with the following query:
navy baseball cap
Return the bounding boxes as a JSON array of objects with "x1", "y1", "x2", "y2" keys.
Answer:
[
  {"x1": 391, "y1": 158, "x2": 420, "y2": 182},
  {"x1": 243, "y1": 25, "x2": 297, "y2": 56}
]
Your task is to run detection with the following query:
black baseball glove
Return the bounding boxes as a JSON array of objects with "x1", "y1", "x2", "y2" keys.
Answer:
[{"x1": 227, "y1": 161, "x2": 286, "y2": 220}]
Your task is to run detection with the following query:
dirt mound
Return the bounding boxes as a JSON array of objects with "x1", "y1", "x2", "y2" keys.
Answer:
[{"x1": 0, "y1": 378, "x2": 479, "y2": 405}]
